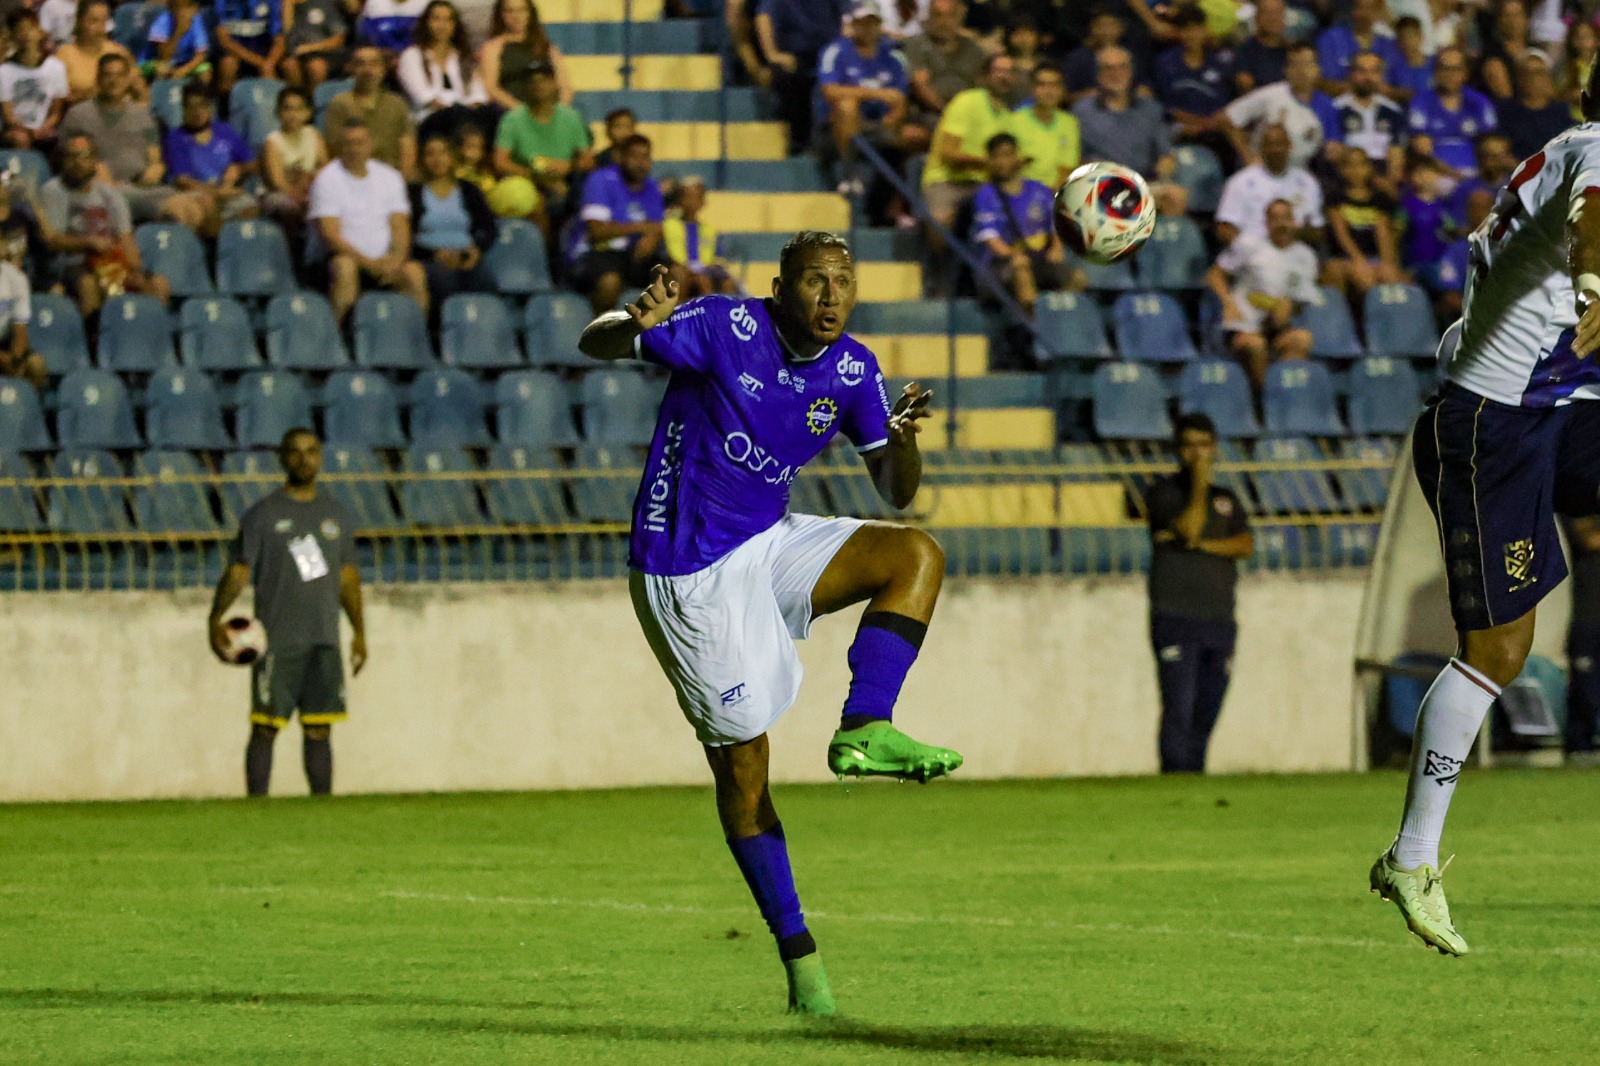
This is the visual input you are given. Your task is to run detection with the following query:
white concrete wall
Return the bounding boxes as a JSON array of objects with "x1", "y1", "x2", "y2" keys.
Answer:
[{"x1": 0, "y1": 572, "x2": 1365, "y2": 802}]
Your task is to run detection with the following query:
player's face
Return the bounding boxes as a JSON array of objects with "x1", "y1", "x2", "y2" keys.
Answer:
[
  {"x1": 774, "y1": 248, "x2": 857, "y2": 346},
  {"x1": 280, "y1": 435, "x2": 322, "y2": 486},
  {"x1": 1176, "y1": 429, "x2": 1216, "y2": 471}
]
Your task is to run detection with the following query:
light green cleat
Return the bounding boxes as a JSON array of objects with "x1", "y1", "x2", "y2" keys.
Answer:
[
  {"x1": 827, "y1": 721, "x2": 963, "y2": 782},
  {"x1": 1369, "y1": 850, "x2": 1469, "y2": 956},
  {"x1": 785, "y1": 953, "x2": 837, "y2": 1016}
]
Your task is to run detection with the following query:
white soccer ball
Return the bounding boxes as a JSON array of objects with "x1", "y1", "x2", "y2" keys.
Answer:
[
  {"x1": 1054, "y1": 162, "x2": 1158, "y2": 265},
  {"x1": 223, "y1": 616, "x2": 268, "y2": 666}
]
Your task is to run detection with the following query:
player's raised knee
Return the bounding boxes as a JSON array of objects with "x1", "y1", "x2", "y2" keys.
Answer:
[{"x1": 894, "y1": 525, "x2": 944, "y2": 578}]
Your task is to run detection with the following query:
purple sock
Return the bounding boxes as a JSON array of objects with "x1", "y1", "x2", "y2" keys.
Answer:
[
  {"x1": 840, "y1": 611, "x2": 927, "y2": 725},
  {"x1": 726, "y1": 822, "x2": 810, "y2": 952}
]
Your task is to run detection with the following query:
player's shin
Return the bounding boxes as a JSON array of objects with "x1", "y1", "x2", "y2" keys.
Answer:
[
  {"x1": 838, "y1": 611, "x2": 927, "y2": 731},
  {"x1": 303, "y1": 725, "x2": 333, "y2": 795},
  {"x1": 246, "y1": 723, "x2": 277, "y2": 797},
  {"x1": 1392, "y1": 659, "x2": 1501, "y2": 869},
  {"x1": 726, "y1": 823, "x2": 815, "y2": 961}
]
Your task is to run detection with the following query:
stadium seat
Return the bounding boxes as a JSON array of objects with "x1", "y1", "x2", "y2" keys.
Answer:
[
  {"x1": 1171, "y1": 143, "x2": 1224, "y2": 213},
  {"x1": 1295, "y1": 286, "x2": 1364, "y2": 359},
  {"x1": 321, "y1": 370, "x2": 406, "y2": 448},
  {"x1": 1337, "y1": 436, "x2": 1398, "y2": 512},
  {"x1": 1364, "y1": 283, "x2": 1441, "y2": 358},
  {"x1": 580, "y1": 368, "x2": 658, "y2": 445},
  {"x1": 439, "y1": 294, "x2": 523, "y2": 370},
  {"x1": 97, "y1": 294, "x2": 176, "y2": 372},
  {"x1": 1347, "y1": 357, "x2": 1423, "y2": 436},
  {"x1": 523, "y1": 292, "x2": 592, "y2": 367},
  {"x1": 494, "y1": 370, "x2": 579, "y2": 446},
  {"x1": 0, "y1": 378, "x2": 49, "y2": 452},
  {"x1": 408, "y1": 368, "x2": 492, "y2": 446},
  {"x1": 401, "y1": 445, "x2": 482, "y2": 526},
  {"x1": 1111, "y1": 292, "x2": 1199, "y2": 363},
  {"x1": 132, "y1": 450, "x2": 221, "y2": 533},
  {"x1": 178, "y1": 296, "x2": 261, "y2": 370},
  {"x1": 1078, "y1": 255, "x2": 1138, "y2": 293},
  {"x1": 483, "y1": 219, "x2": 552, "y2": 296},
  {"x1": 323, "y1": 444, "x2": 405, "y2": 529},
  {"x1": 111, "y1": 1, "x2": 159, "y2": 50},
  {"x1": 1136, "y1": 216, "x2": 1209, "y2": 291},
  {"x1": 313, "y1": 77, "x2": 353, "y2": 117},
  {"x1": 264, "y1": 291, "x2": 350, "y2": 370},
  {"x1": 219, "y1": 450, "x2": 277, "y2": 522},
  {"x1": 1263, "y1": 362, "x2": 1345, "y2": 436},
  {"x1": 233, "y1": 370, "x2": 313, "y2": 449},
  {"x1": 216, "y1": 220, "x2": 295, "y2": 298},
  {"x1": 29, "y1": 292, "x2": 90, "y2": 373},
  {"x1": 1327, "y1": 521, "x2": 1380, "y2": 566},
  {"x1": 1251, "y1": 436, "x2": 1341, "y2": 514},
  {"x1": 149, "y1": 78, "x2": 186, "y2": 129},
  {"x1": 229, "y1": 78, "x2": 283, "y2": 147},
  {"x1": 0, "y1": 149, "x2": 50, "y2": 193},
  {"x1": 352, "y1": 292, "x2": 434, "y2": 370},
  {"x1": 1178, "y1": 360, "x2": 1260, "y2": 438},
  {"x1": 1034, "y1": 291, "x2": 1112, "y2": 361},
  {"x1": 47, "y1": 450, "x2": 132, "y2": 533},
  {"x1": 1091, "y1": 362, "x2": 1172, "y2": 440},
  {"x1": 571, "y1": 444, "x2": 640, "y2": 523},
  {"x1": 135, "y1": 223, "x2": 213, "y2": 298},
  {"x1": 0, "y1": 450, "x2": 40, "y2": 530},
  {"x1": 485, "y1": 445, "x2": 569, "y2": 524},
  {"x1": 56, "y1": 369, "x2": 141, "y2": 449},
  {"x1": 143, "y1": 367, "x2": 231, "y2": 450}
]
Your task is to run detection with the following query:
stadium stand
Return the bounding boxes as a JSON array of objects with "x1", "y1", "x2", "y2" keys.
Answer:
[
  {"x1": 144, "y1": 368, "x2": 231, "y2": 451},
  {"x1": 353, "y1": 293, "x2": 436, "y2": 371},
  {"x1": 179, "y1": 297, "x2": 262, "y2": 372}
]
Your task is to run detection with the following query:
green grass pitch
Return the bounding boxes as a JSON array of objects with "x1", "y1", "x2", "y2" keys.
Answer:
[{"x1": 4, "y1": 770, "x2": 1600, "y2": 1065}]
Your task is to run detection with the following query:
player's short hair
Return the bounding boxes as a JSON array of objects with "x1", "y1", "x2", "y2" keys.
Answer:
[
  {"x1": 279, "y1": 427, "x2": 319, "y2": 452},
  {"x1": 779, "y1": 231, "x2": 852, "y2": 280},
  {"x1": 986, "y1": 132, "x2": 1018, "y2": 154},
  {"x1": 1173, "y1": 412, "x2": 1217, "y2": 442}
]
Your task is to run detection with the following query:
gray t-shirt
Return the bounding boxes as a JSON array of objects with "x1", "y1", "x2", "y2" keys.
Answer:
[
  {"x1": 230, "y1": 489, "x2": 355, "y2": 652},
  {"x1": 902, "y1": 31, "x2": 990, "y2": 120},
  {"x1": 1145, "y1": 473, "x2": 1250, "y2": 623},
  {"x1": 38, "y1": 176, "x2": 132, "y2": 270},
  {"x1": 1072, "y1": 93, "x2": 1173, "y2": 177},
  {"x1": 60, "y1": 100, "x2": 160, "y2": 184},
  {"x1": 286, "y1": 0, "x2": 349, "y2": 51}
]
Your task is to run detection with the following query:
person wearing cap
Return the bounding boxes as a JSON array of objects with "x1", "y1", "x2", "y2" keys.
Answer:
[
  {"x1": 323, "y1": 45, "x2": 418, "y2": 180},
  {"x1": 492, "y1": 57, "x2": 592, "y2": 211},
  {"x1": 815, "y1": 2, "x2": 923, "y2": 200}
]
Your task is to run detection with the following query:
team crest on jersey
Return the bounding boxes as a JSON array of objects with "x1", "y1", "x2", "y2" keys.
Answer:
[
  {"x1": 1504, "y1": 538, "x2": 1536, "y2": 591},
  {"x1": 1214, "y1": 496, "x2": 1234, "y2": 517},
  {"x1": 806, "y1": 397, "x2": 838, "y2": 435},
  {"x1": 776, "y1": 367, "x2": 805, "y2": 394},
  {"x1": 321, "y1": 519, "x2": 341, "y2": 539},
  {"x1": 274, "y1": 518, "x2": 293, "y2": 533}
]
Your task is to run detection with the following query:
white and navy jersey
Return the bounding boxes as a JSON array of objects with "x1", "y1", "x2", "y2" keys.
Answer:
[
  {"x1": 1446, "y1": 123, "x2": 1600, "y2": 407},
  {"x1": 1332, "y1": 92, "x2": 1406, "y2": 162}
]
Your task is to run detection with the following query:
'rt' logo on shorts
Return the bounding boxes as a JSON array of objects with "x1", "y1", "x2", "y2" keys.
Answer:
[
  {"x1": 720, "y1": 684, "x2": 749, "y2": 706},
  {"x1": 1504, "y1": 538, "x2": 1536, "y2": 592}
]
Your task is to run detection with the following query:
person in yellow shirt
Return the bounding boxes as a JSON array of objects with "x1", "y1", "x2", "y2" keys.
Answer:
[
  {"x1": 663, "y1": 176, "x2": 738, "y2": 297},
  {"x1": 1007, "y1": 64, "x2": 1080, "y2": 189},
  {"x1": 922, "y1": 53, "x2": 1015, "y2": 230}
]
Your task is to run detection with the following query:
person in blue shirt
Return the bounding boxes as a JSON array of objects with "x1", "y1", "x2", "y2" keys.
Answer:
[
  {"x1": 164, "y1": 82, "x2": 256, "y2": 239},
  {"x1": 1154, "y1": 5, "x2": 1236, "y2": 143},
  {"x1": 813, "y1": 3, "x2": 918, "y2": 195},
  {"x1": 970, "y1": 132, "x2": 1078, "y2": 312},
  {"x1": 1424, "y1": 184, "x2": 1492, "y2": 322},
  {"x1": 577, "y1": 231, "x2": 962, "y2": 1018},
  {"x1": 213, "y1": 0, "x2": 287, "y2": 99},
  {"x1": 1233, "y1": 0, "x2": 1290, "y2": 94},
  {"x1": 1315, "y1": 0, "x2": 1404, "y2": 94},
  {"x1": 140, "y1": 0, "x2": 211, "y2": 82},
  {"x1": 567, "y1": 133, "x2": 684, "y2": 315},
  {"x1": 1406, "y1": 45, "x2": 1499, "y2": 177},
  {"x1": 755, "y1": 0, "x2": 852, "y2": 157},
  {"x1": 1389, "y1": 16, "x2": 1433, "y2": 104}
]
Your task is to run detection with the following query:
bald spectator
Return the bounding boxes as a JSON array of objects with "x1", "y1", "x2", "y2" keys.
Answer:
[
  {"x1": 1206, "y1": 199, "x2": 1316, "y2": 390},
  {"x1": 323, "y1": 46, "x2": 418, "y2": 180},
  {"x1": 1225, "y1": 42, "x2": 1338, "y2": 170},
  {"x1": 1316, "y1": 0, "x2": 1404, "y2": 95},
  {"x1": 1498, "y1": 53, "x2": 1573, "y2": 160},
  {"x1": 903, "y1": 0, "x2": 991, "y2": 138},
  {"x1": 755, "y1": 0, "x2": 851, "y2": 153},
  {"x1": 1214, "y1": 124, "x2": 1322, "y2": 247},
  {"x1": 1072, "y1": 45, "x2": 1174, "y2": 179},
  {"x1": 1234, "y1": 0, "x2": 1291, "y2": 94}
]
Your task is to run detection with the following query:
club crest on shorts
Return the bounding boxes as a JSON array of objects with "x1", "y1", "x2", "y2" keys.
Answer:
[
  {"x1": 1423, "y1": 749, "x2": 1464, "y2": 786},
  {"x1": 806, "y1": 397, "x2": 838, "y2": 435},
  {"x1": 1504, "y1": 538, "x2": 1536, "y2": 592}
]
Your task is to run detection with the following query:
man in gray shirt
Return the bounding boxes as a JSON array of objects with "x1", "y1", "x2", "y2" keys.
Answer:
[
  {"x1": 210, "y1": 428, "x2": 368, "y2": 797},
  {"x1": 903, "y1": 0, "x2": 991, "y2": 134},
  {"x1": 1072, "y1": 44, "x2": 1175, "y2": 180}
]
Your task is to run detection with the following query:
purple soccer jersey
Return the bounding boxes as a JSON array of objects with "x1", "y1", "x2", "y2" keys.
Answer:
[{"x1": 630, "y1": 295, "x2": 893, "y2": 576}]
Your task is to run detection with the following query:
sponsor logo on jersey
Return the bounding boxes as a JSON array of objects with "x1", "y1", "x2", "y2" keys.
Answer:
[
  {"x1": 274, "y1": 518, "x2": 293, "y2": 532},
  {"x1": 874, "y1": 372, "x2": 889, "y2": 412},
  {"x1": 835, "y1": 351, "x2": 865, "y2": 386},
  {"x1": 1504, "y1": 538, "x2": 1537, "y2": 592},
  {"x1": 738, "y1": 372, "x2": 765, "y2": 398},
  {"x1": 806, "y1": 397, "x2": 839, "y2": 435},
  {"x1": 720, "y1": 683, "x2": 750, "y2": 707},
  {"x1": 321, "y1": 519, "x2": 340, "y2": 539},
  {"x1": 1423, "y1": 749, "x2": 1464, "y2": 786},
  {"x1": 723, "y1": 431, "x2": 798, "y2": 484},
  {"x1": 641, "y1": 420, "x2": 685, "y2": 533},
  {"x1": 729, "y1": 303, "x2": 758, "y2": 342},
  {"x1": 1159, "y1": 645, "x2": 1182, "y2": 663},
  {"x1": 777, "y1": 368, "x2": 805, "y2": 394}
]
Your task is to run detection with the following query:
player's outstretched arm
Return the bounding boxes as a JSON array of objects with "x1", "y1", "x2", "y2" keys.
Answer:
[
  {"x1": 577, "y1": 264, "x2": 682, "y2": 362},
  {"x1": 865, "y1": 382, "x2": 932, "y2": 510},
  {"x1": 1570, "y1": 189, "x2": 1600, "y2": 358}
]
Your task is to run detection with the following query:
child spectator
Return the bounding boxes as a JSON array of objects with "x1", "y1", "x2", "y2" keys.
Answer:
[
  {"x1": 1425, "y1": 185, "x2": 1492, "y2": 322},
  {"x1": 142, "y1": 0, "x2": 213, "y2": 83},
  {"x1": 1323, "y1": 148, "x2": 1405, "y2": 305},
  {"x1": 280, "y1": 0, "x2": 353, "y2": 94},
  {"x1": 261, "y1": 87, "x2": 327, "y2": 239},
  {"x1": 1398, "y1": 156, "x2": 1457, "y2": 278},
  {"x1": 164, "y1": 82, "x2": 257, "y2": 237},
  {"x1": 970, "y1": 132, "x2": 1078, "y2": 313},
  {"x1": 664, "y1": 177, "x2": 738, "y2": 297},
  {"x1": 214, "y1": 0, "x2": 287, "y2": 98},
  {"x1": 0, "y1": 11, "x2": 68, "y2": 152}
]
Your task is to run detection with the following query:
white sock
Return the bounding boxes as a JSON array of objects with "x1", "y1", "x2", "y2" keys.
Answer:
[{"x1": 1393, "y1": 659, "x2": 1501, "y2": 869}]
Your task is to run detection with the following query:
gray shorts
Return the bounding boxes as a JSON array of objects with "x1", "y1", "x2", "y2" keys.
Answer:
[
  {"x1": 923, "y1": 180, "x2": 979, "y2": 222},
  {"x1": 251, "y1": 645, "x2": 347, "y2": 728}
]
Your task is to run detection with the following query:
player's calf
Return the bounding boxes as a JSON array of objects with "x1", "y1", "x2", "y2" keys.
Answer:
[{"x1": 246, "y1": 722, "x2": 278, "y2": 797}]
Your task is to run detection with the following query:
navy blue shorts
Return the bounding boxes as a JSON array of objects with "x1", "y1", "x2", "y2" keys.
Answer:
[{"x1": 1414, "y1": 383, "x2": 1600, "y2": 631}]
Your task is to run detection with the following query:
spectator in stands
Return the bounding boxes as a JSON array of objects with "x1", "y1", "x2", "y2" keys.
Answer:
[
  {"x1": 1323, "y1": 148, "x2": 1405, "y2": 305},
  {"x1": 568, "y1": 133, "x2": 682, "y2": 315},
  {"x1": 0, "y1": 207, "x2": 41, "y2": 388},
  {"x1": 1010, "y1": 64, "x2": 1080, "y2": 189},
  {"x1": 1399, "y1": 155, "x2": 1457, "y2": 280},
  {"x1": 308, "y1": 117, "x2": 429, "y2": 322},
  {"x1": 39, "y1": 133, "x2": 171, "y2": 316},
  {"x1": 408, "y1": 132, "x2": 495, "y2": 308},
  {"x1": 492, "y1": 60, "x2": 590, "y2": 213},
  {"x1": 756, "y1": 0, "x2": 851, "y2": 154},
  {"x1": 1331, "y1": 50, "x2": 1407, "y2": 192},
  {"x1": 815, "y1": 2, "x2": 921, "y2": 196},
  {"x1": 325, "y1": 46, "x2": 418, "y2": 179},
  {"x1": 879, "y1": 0, "x2": 929, "y2": 40},
  {"x1": 593, "y1": 108, "x2": 635, "y2": 169},
  {"x1": 1234, "y1": 0, "x2": 1289, "y2": 94},
  {"x1": 1214, "y1": 124, "x2": 1322, "y2": 246},
  {"x1": 1558, "y1": 19, "x2": 1597, "y2": 113},
  {"x1": 1063, "y1": 7, "x2": 1143, "y2": 107},
  {"x1": 261, "y1": 86, "x2": 327, "y2": 241},
  {"x1": 1073, "y1": 45, "x2": 1173, "y2": 180},
  {"x1": 57, "y1": 0, "x2": 148, "y2": 105},
  {"x1": 1143, "y1": 412, "x2": 1253, "y2": 775},
  {"x1": 165, "y1": 82, "x2": 257, "y2": 238},
  {"x1": 213, "y1": 0, "x2": 287, "y2": 100},
  {"x1": 398, "y1": 0, "x2": 490, "y2": 143},
  {"x1": 140, "y1": 0, "x2": 212, "y2": 83},
  {"x1": 1224, "y1": 41, "x2": 1337, "y2": 171},
  {"x1": 1155, "y1": 5, "x2": 1236, "y2": 148},
  {"x1": 0, "y1": 173, "x2": 47, "y2": 278},
  {"x1": 663, "y1": 176, "x2": 738, "y2": 297},
  {"x1": 1207, "y1": 197, "x2": 1316, "y2": 389},
  {"x1": 1477, "y1": 0, "x2": 1541, "y2": 102},
  {"x1": 358, "y1": 0, "x2": 430, "y2": 55},
  {"x1": 970, "y1": 132, "x2": 1078, "y2": 313},
  {"x1": 1389, "y1": 16, "x2": 1433, "y2": 103},
  {"x1": 1001, "y1": 17, "x2": 1046, "y2": 105},
  {"x1": 903, "y1": 0, "x2": 990, "y2": 138},
  {"x1": 1407, "y1": 45, "x2": 1497, "y2": 179},
  {"x1": 920, "y1": 51, "x2": 1013, "y2": 270},
  {"x1": 1563, "y1": 517, "x2": 1600, "y2": 765},
  {"x1": 726, "y1": 0, "x2": 772, "y2": 88},
  {"x1": 1388, "y1": 0, "x2": 1461, "y2": 58},
  {"x1": 1499, "y1": 53, "x2": 1572, "y2": 161},
  {"x1": 1423, "y1": 183, "x2": 1489, "y2": 321},
  {"x1": 40, "y1": 0, "x2": 75, "y2": 47},
  {"x1": 0, "y1": 11, "x2": 68, "y2": 152},
  {"x1": 480, "y1": 0, "x2": 573, "y2": 114},
  {"x1": 279, "y1": 0, "x2": 353, "y2": 95},
  {"x1": 1315, "y1": 0, "x2": 1403, "y2": 95}
]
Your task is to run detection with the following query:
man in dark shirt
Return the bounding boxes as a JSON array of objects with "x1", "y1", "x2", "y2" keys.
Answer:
[
  {"x1": 1565, "y1": 517, "x2": 1600, "y2": 763},
  {"x1": 209, "y1": 428, "x2": 367, "y2": 797},
  {"x1": 1143, "y1": 413, "x2": 1254, "y2": 773},
  {"x1": 1497, "y1": 54, "x2": 1573, "y2": 162}
]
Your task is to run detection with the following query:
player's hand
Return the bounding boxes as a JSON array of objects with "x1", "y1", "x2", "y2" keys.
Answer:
[
  {"x1": 1576, "y1": 294, "x2": 1600, "y2": 359},
  {"x1": 887, "y1": 381, "x2": 933, "y2": 445},
  {"x1": 624, "y1": 264, "x2": 681, "y2": 332},
  {"x1": 351, "y1": 632, "x2": 367, "y2": 676},
  {"x1": 208, "y1": 618, "x2": 231, "y2": 663}
]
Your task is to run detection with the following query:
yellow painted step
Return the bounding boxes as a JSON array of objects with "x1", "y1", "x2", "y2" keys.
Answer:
[
  {"x1": 1058, "y1": 483, "x2": 1133, "y2": 526},
  {"x1": 923, "y1": 408, "x2": 1055, "y2": 450},
  {"x1": 729, "y1": 261, "x2": 921, "y2": 301},
  {"x1": 541, "y1": 0, "x2": 663, "y2": 21},
  {"x1": 920, "y1": 484, "x2": 1057, "y2": 528},
  {"x1": 856, "y1": 334, "x2": 988, "y2": 378},
  {"x1": 589, "y1": 121, "x2": 787, "y2": 161},
  {"x1": 700, "y1": 191, "x2": 848, "y2": 233},
  {"x1": 566, "y1": 54, "x2": 721, "y2": 92}
]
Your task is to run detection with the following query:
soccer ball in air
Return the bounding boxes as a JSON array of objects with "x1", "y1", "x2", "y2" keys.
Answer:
[
  {"x1": 222, "y1": 616, "x2": 268, "y2": 666},
  {"x1": 1054, "y1": 162, "x2": 1157, "y2": 265}
]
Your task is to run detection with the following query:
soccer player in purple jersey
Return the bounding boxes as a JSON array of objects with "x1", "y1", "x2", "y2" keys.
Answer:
[{"x1": 579, "y1": 231, "x2": 963, "y2": 1016}]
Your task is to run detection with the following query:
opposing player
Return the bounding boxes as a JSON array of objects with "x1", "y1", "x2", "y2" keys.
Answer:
[
  {"x1": 1369, "y1": 67, "x2": 1600, "y2": 955},
  {"x1": 579, "y1": 232, "x2": 962, "y2": 1015}
]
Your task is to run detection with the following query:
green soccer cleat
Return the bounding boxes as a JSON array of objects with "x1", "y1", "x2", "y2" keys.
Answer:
[
  {"x1": 785, "y1": 953, "x2": 837, "y2": 1017},
  {"x1": 1369, "y1": 850, "x2": 1469, "y2": 956},
  {"x1": 826, "y1": 721, "x2": 963, "y2": 782}
]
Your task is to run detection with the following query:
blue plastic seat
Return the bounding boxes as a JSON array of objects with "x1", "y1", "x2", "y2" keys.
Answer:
[
  {"x1": 133, "y1": 450, "x2": 221, "y2": 532},
  {"x1": 97, "y1": 294, "x2": 176, "y2": 371},
  {"x1": 0, "y1": 450, "x2": 40, "y2": 530},
  {"x1": 313, "y1": 77, "x2": 354, "y2": 116},
  {"x1": 233, "y1": 369, "x2": 313, "y2": 448},
  {"x1": 401, "y1": 445, "x2": 481, "y2": 525},
  {"x1": 1111, "y1": 292, "x2": 1199, "y2": 363},
  {"x1": 1034, "y1": 291, "x2": 1112, "y2": 361},
  {"x1": 0, "y1": 377, "x2": 50, "y2": 451},
  {"x1": 322, "y1": 444, "x2": 405, "y2": 529},
  {"x1": 1136, "y1": 216, "x2": 1209, "y2": 291},
  {"x1": 352, "y1": 292, "x2": 434, "y2": 370},
  {"x1": 0, "y1": 149, "x2": 50, "y2": 193},
  {"x1": 321, "y1": 370, "x2": 406, "y2": 448},
  {"x1": 1091, "y1": 362, "x2": 1172, "y2": 440},
  {"x1": 149, "y1": 78, "x2": 186, "y2": 129},
  {"x1": 494, "y1": 370, "x2": 579, "y2": 446},
  {"x1": 56, "y1": 369, "x2": 141, "y2": 449},
  {"x1": 1364, "y1": 283, "x2": 1441, "y2": 359},
  {"x1": 581, "y1": 368, "x2": 658, "y2": 445},
  {"x1": 571, "y1": 444, "x2": 640, "y2": 523},
  {"x1": 1178, "y1": 359, "x2": 1260, "y2": 438},
  {"x1": 28, "y1": 292, "x2": 90, "y2": 373},
  {"x1": 1263, "y1": 361, "x2": 1346, "y2": 436},
  {"x1": 407, "y1": 368, "x2": 491, "y2": 446},
  {"x1": 48, "y1": 450, "x2": 132, "y2": 532},
  {"x1": 144, "y1": 367, "x2": 230, "y2": 450},
  {"x1": 1338, "y1": 436, "x2": 1398, "y2": 511},
  {"x1": 1347, "y1": 356, "x2": 1423, "y2": 436},
  {"x1": 523, "y1": 292, "x2": 592, "y2": 368},
  {"x1": 135, "y1": 223, "x2": 213, "y2": 298},
  {"x1": 219, "y1": 449, "x2": 279, "y2": 523},
  {"x1": 483, "y1": 219, "x2": 551, "y2": 296},
  {"x1": 178, "y1": 295, "x2": 261, "y2": 370},
  {"x1": 111, "y1": 1, "x2": 160, "y2": 50},
  {"x1": 229, "y1": 78, "x2": 283, "y2": 147},
  {"x1": 1078, "y1": 254, "x2": 1139, "y2": 293},
  {"x1": 216, "y1": 219, "x2": 295, "y2": 298},
  {"x1": 1171, "y1": 143, "x2": 1224, "y2": 213},
  {"x1": 264, "y1": 291, "x2": 349, "y2": 370},
  {"x1": 1295, "y1": 286, "x2": 1364, "y2": 359},
  {"x1": 1251, "y1": 436, "x2": 1341, "y2": 513},
  {"x1": 485, "y1": 445, "x2": 568, "y2": 524},
  {"x1": 440, "y1": 294, "x2": 523, "y2": 370}
]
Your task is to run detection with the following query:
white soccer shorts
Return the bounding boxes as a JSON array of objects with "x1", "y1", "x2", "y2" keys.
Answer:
[{"x1": 629, "y1": 513, "x2": 866, "y2": 746}]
